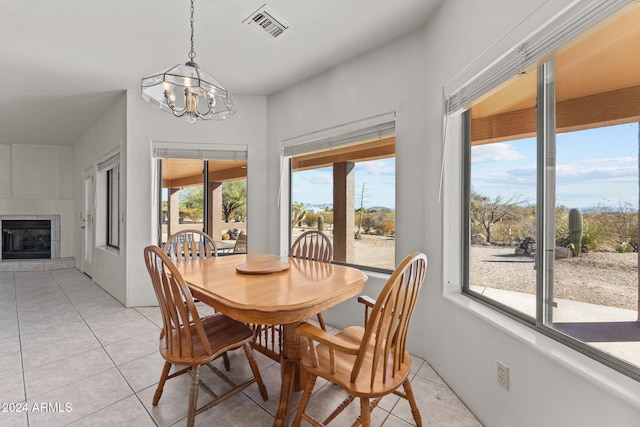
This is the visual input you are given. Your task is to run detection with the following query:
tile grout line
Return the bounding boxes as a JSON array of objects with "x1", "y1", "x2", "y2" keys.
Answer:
[
  {"x1": 46, "y1": 270, "x2": 153, "y2": 425},
  {"x1": 12, "y1": 271, "x2": 31, "y2": 426}
]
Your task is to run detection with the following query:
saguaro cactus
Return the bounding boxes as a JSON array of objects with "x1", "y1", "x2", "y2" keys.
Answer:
[
  {"x1": 317, "y1": 215, "x2": 324, "y2": 232},
  {"x1": 569, "y1": 208, "x2": 583, "y2": 256}
]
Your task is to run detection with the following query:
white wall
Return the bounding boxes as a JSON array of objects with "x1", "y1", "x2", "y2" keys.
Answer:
[
  {"x1": 0, "y1": 143, "x2": 74, "y2": 257},
  {"x1": 124, "y1": 88, "x2": 268, "y2": 307},
  {"x1": 73, "y1": 94, "x2": 127, "y2": 302},
  {"x1": 266, "y1": 0, "x2": 640, "y2": 425}
]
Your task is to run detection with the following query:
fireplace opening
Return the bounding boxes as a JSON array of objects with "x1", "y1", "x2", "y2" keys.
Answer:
[{"x1": 2, "y1": 220, "x2": 52, "y2": 259}]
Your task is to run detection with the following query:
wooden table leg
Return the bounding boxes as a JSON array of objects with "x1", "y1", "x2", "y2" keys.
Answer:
[{"x1": 274, "y1": 323, "x2": 308, "y2": 427}]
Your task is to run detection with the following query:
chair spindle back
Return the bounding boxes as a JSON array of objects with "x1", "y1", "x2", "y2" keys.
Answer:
[
  {"x1": 351, "y1": 252, "x2": 427, "y2": 386},
  {"x1": 164, "y1": 230, "x2": 217, "y2": 263},
  {"x1": 290, "y1": 230, "x2": 333, "y2": 262},
  {"x1": 144, "y1": 245, "x2": 212, "y2": 359}
]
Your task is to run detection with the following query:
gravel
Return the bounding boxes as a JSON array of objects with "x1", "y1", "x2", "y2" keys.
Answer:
[{"x1": 470, "y1": 245, "x2": 639, "y2": 311}]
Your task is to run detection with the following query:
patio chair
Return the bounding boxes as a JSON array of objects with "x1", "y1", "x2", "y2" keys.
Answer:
[
  {"x1": 232, "y1": 230, "x2": 247, "y2": 253},
  {"x1": 164, "y1": 229, "x2": 217, "y2": 263},
  {"x1": 250, "y1": 230, "x2": 333, "y2": 363},
  {"x1": 143, "y1": 246, "x2": 268, "y2": 427},
  {"x1": 293, "y1": 252, "x2": 427, "y2": 427}
]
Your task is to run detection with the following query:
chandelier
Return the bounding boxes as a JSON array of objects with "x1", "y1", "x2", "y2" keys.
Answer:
[{"x1": 141, "y1": 0, "x2": 237, "y2": 122}]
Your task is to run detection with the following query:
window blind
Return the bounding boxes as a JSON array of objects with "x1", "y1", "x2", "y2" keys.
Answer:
[
  {"x1": 282, "y1": 112, "x2": 395, "y2": 157},
  {"x1": 152, "y1": 143, "x2": 248, "y2": 161},
  {"x1": 97, "y1": 153, "x2": 120, "y2": 171},
  {"x1": 446, "y1": 0, "x2": 631, "y2": 115}
]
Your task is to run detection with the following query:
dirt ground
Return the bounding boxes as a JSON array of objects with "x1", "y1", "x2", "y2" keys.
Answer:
[
  {"x1": 293, "y1": 228, "x2": 396, "y2": 270},
  {"x1": 291, "y1": 230, "x2": 639, "y2": 310},
  {"x1": 471, "y1": 245, "x2": 639, "y2": 311}
]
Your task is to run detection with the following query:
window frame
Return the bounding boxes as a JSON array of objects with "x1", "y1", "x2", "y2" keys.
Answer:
[
  {"x1": 106, "y1": 163, "x2": 120, "y2": 249},
  {"x1": 152, "y1": 144, "x2": 249, "y2": 249},
  {"x1": 284, "y1": 114, "x2": 397, "y2": 273},
  {"x1": 288, "y1": 143, "x2": 396, "y2": 275},
  {"x1": 461, "y1": 58, "x2": 640, "y2": 381}
]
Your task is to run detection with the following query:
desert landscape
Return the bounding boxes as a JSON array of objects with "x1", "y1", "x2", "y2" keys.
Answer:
[
  {"x1": 292, "y1": 228, "x2": 639, "y2": 311},
  {"x1": 292, "y1": 228, "x2": 396, "y2": 271},
  {"x1": 471, "y1": 245, "x2": 638, "y2": 311}
]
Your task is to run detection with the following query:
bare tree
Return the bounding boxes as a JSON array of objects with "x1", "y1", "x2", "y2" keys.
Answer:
[
  {"x1": 355, "y1": 182, "x2": 367, "y2": 239},
  {"x1": 470, "y1": 191, "x2": 522, "y2": 243}
]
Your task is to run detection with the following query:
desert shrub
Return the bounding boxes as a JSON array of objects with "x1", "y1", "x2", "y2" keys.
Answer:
[
  {"x1": 376, "y1": 221, "x2": 395, "y2": 236},
  {"x1": 179, "y1": 208, "x2": 202, "y2": 223},
  {"x1": 320, "y1": 212, "x2": 332, "y2": 224},
  {"x1": 581, "y1": 221, "x2": 607, "y2": 252},
  {"x1": 617, "y1": 242, "x2": 635, "y2": 253},
  {"x1": 303, "y1": 213, "x2": 319, "y2": 227},
  {"x1": 361, "y1": 213, "x2": 375, "y2": 233}
]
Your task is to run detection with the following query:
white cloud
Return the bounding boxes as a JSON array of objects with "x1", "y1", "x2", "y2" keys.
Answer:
[
  {"x1": 301, "y1": 172, "x2": 333, "y2": 184},
  {"x1": 581, "y1": 156, "x2": 636, "y2": 165},
  {"x1": 355, "y1": 160, "x2": 395, "y2": 176},
  {"x1": 556, "y1": 165, "x2": 637, "y2": 184},
  {"x1": 471, "y1": 143, "x2": 526, "y2": 163}
]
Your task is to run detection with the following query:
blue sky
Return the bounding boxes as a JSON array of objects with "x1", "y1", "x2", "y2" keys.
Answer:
[
  {"x1": 471, "y1": 123, "x2": 639, "y2": 210},
  {"x1": 292, "y1": 158, "x2": 396, "y2": 209}
]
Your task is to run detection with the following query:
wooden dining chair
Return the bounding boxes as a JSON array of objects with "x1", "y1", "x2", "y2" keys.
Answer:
[
  {"x1": 164, "y1": 229, "x2": 223, "y2": 349},
  {"x1": 143, "y1": 246, "x2": 268, "y2": 427},
  {"x1": 293, "y1": 252, "x2": 427, "y2": 427},
  {"x1": 164, "y1": 229, "x2": 218, "y2": 263},
  {"x1": 291, "y1": 230, "x2": 333, "y2": 330},
  {"x1": 250, "y1": 230, "x2": 333, "y2": 362},
  {"x1": 290, "y1": 230, "x2": 333, "y2": 263}
]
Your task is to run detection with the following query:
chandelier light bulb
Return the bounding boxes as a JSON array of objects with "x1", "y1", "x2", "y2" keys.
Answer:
[{"x1": 140, "y1": 0, "x2": 236, "y2": 122}]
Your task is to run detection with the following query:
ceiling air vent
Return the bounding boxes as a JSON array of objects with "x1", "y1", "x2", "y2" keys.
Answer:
[{"x1": 243, "y1": 4, "x2": 290, "y2": 39}]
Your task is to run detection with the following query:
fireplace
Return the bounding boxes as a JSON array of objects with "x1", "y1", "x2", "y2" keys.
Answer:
[
  {"x1": 2, "y1": 220, "x2": 51, "y2": 259},
  {"x1": 0, "y1": 215, "x2": 60, "y2": 261}
]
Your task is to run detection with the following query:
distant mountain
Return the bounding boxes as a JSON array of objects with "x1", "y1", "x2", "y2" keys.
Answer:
[{"x1": 301, "y1": 203, "x2": 394, "y2": 212}]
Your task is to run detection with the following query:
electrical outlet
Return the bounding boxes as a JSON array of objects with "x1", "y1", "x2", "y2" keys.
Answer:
[{"x1": 497, "y1": 361, "x2": 509, "y2": 390}]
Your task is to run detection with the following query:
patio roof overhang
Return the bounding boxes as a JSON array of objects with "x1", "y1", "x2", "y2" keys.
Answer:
[
  {"x1": 161, "y1": 135, "x2": 396, "y2": 188},
  {"x1": 470, "y1": 4, "x2": 640, "y2": 145}
]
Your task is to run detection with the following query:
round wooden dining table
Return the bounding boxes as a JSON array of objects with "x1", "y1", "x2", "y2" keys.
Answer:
[{"x1": 175, "y1": 253, "x2": 367, "y2": 427}]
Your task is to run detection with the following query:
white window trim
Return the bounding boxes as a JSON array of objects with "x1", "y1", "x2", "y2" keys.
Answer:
[
  {"x1": 282, "y1": 112, "x2": 396, "y2": 157},
  {"x1": 152, "y1": 141, "x2": 248, "y2": 161},
  {"x1": 445, "y1": 0, "x2": 631, "y2": 116},
  {"x1": 282, "y1": 112, "x2": 397, "y2": 273}
]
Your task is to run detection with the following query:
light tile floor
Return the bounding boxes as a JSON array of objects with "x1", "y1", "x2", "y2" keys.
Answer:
[{"x1": 0, "y1": 269, "x2": 481, "y2": 426}]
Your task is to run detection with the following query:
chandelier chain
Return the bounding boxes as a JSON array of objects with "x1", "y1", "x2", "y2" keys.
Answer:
[{"x1": 189, "y1": 0, "x2": 196, "y2": 61}]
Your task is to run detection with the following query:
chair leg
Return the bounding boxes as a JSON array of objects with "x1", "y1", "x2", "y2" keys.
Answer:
[
  {"x1": 317, "y1": 313, "x2": 327, "y2": 331},
  {"x1": 222, "y1": 351, "x2": 231, "y2": 371},
  {"x1": 186, "y1": 365, "x2": 201, "y2": 427},
  {"x1": 403, "y1": 378, "x2": 422, "y2": 427},
  {"x1": 360, "y1": 397, "x2": 371, "y2": 427},
  {"x1": 292, "y1": 374, "x2": 317, "y2": 427},
  {"x1": 153, "y1": 361, "x2": 172, "y2": 406},
  {"x1": 243, "y1": 343, "x2": 268, "y2": 401}
]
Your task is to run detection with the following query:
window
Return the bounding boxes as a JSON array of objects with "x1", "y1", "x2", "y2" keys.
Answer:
[
  {"x1": 462, "y1": 3, "x2": 640, "y2": 378},
  {"x1": 290, "y1": 137, "x2": 396, "y2": 272},
  {"x1": 154, "y1": 146, "x2": 248, "y2": 250},
  {"x1": 102, "y1": 161, "x2": 120, "y2": 249}
]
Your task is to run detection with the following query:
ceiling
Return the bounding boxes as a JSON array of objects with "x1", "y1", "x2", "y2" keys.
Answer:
[{"x1": 0, "y1": 0, "x2": 441, "y2": 147}]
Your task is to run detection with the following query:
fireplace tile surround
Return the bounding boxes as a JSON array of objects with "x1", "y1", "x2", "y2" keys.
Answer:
[{"x1": 0, "y1": 214, "x2": 74, "y2": 271}]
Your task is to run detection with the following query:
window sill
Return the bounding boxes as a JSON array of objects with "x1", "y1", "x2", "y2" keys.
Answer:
[
  {"x1": 444, "y1": 291, "x2": 640, "y2": 410},
  {"x1": 98, "y1": 245, "x2": 120, "y2": 255}
]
